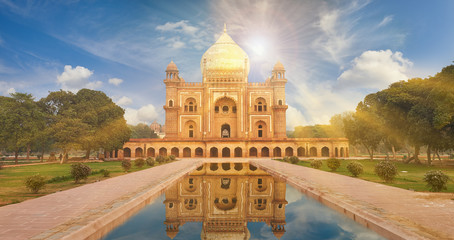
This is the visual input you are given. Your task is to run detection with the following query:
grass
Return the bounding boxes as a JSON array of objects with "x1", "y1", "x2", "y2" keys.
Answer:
[
  {"x1": 0, "y1": 160, "x2": 167, "y2": 206},
  {"x1": 276, "y1": 158, "x2": 454, "y2": 192}
]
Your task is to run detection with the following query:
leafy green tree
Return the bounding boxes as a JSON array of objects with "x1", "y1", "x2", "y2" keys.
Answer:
[
  {"x1": 343, "y1": 107, "x2": 383, "y2": 160},
  {"x1": 73, "y1": 89, "x2": 126, "y2": 159},
  {"x1": 0, "y1": 93, "x2": 45, "y2": 163},
  {"x1": 129, "y1": 123, "x2": 159, "y2": 138}
]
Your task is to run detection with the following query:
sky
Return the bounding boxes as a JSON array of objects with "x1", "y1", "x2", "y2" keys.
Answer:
[{"x1": 0, "y1": 0, "x2": 453, "y2": 129}]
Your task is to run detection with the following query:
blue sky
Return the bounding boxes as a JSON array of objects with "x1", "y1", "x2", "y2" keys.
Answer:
[{"x1": 0, "y1": 0, "x2": 453, "y2": 129}]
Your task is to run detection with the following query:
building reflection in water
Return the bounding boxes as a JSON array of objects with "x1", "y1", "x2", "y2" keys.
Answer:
[{"x1": 163, "y1": 162, "x2": 288, "y2": 239}]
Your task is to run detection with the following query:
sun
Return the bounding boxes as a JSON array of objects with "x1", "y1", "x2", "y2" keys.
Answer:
[{"x1": 247, "y1": 36, "x2": 269, "y2": 59}]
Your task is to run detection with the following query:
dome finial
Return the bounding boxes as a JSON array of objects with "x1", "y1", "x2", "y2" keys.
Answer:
[{"x1": 223, "y1": 23, "x2": 227, "y2": 33}]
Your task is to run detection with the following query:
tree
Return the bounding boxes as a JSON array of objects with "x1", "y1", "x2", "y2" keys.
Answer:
[
  {"x1": 39, "y1": 89, "x2": 130, "y2": 161},
  {"x1": 0, "y1": 93, "x2": 45, "y2": 163},
  {"x1": 343, "y1": 105, "x2": 383, "y2": 160},
  {"x1": 129, "y1": 123, "x2": 159, "y2": 138},
  {"x1": 96, "y1": 118, "x2": 131, "y2": 159},
  {"x1": 73, "y1": 89, "x2": 126, "y2": 159}
]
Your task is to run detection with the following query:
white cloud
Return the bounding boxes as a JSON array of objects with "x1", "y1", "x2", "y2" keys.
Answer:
[
  {"x1": 286, "y1": 105, "x2": 308, "y2": 129},
  {"x1": 0, "y1": 81, "x2": 15, "y2": 96},
  {"x1": 116, "y1": 96, "x2": 133, "y2": 106},
  {"x1": 108, "y1": 77, "x2": 123, "y2": 86},
  {"x1": 378, "y1": 15, "x2": 393, "y2": 28},
  {"x1": 337, "y1": 49, "x2": 413, "y2": 89},
  {"x1": 124, "y1": 104, "x2": 159, "y2": 125},
  {"x1": 156, "y1": 20, "x2": 198, "y2": 35},
  {"x1": 57, "y1": 65, "x2": 102, "y2": 92}
]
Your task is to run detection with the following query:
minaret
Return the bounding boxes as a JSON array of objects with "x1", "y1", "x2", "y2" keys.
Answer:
[
  {"x1": 163, "y1": 182, "x2": 180, "y2": 239},
  {"x1": 163, "y1": 61, "x2": 180, "y2": 138},
  {"x1": 271, "y1": 179, "x2": 288, "y2": 239},
  {"x1": 271, "y1": 61, "x2": 288, "y2": 138}
]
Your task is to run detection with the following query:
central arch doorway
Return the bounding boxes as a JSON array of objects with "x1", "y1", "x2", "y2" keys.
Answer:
[{"x1": 221, "y1": 124, "x2": 230, "y2": 138}]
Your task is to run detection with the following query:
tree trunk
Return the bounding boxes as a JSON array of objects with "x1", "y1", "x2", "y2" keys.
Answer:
[
  {"x1": 60, "y1": 150, "x2": 68, "y2": 164},
  {"x1": 414, "y1": 145, "x2": 421, "y2": 164},
  {"x1": 365, "y1": 146, "x2": 374, "y2": 160},
  {"x1": 14, "y1": 148, "x2": 18, "y2": 164},
  {"x1": 392, "y1": 145, "x2": 396, "y2": 160},
  {"x1": 85, "y1": 149, "x2": 90, "y2": 160},
  {"x1": 426, "y1": 145, "x2": 431, "y2": 165},
  {"x1": 26, "y1": 144, "x2": 30, "y2": 161},
  {"x1": 436, "y1": 150, "x2": 442, "y2": 165},
  {"x1": 41, "y1": 149, "x2": 45, "y2": 163}
]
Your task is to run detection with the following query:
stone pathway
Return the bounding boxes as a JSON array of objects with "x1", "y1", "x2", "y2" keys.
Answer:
[
  {"x1": 0, "y1": 160, "x2": 201, "y2": 240},
  {"x1": 252, "y1": 159, "x2": 454, "y2": 240}
]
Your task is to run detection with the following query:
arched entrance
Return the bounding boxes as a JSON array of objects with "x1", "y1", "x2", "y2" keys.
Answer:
[
  {"x1": 297, "y1": 147, "x2": 305, "y2": 157},
  {"x1": 321, "y1": 147, "x2": 329, "y2": 157},
  {"x1": 340, "y1": 147, "x2": 344, "y2": 157},
  {"x1": 210, "y1": 147, "x2": 218, "y2": 157},
  {"x1": 183, "y1": 147, "x2": 191, "y2": 157},
  {"x1": 335, "y1": 147, "x2": 339, "y2": 157},
  {"x1": 221, "y1": 124, "x2": 230, "y2": 138},
  {"x1": 159, "y1": 147, "x2": 167, "y2": 156},
  {"x1": 234, "y1": 147, "x2": 242, "y2": 157},
  {"x1": 135, "y1": 148, "x2": 143, "y2": 158},
  {"x1": 222, "y1": 147, "x2": 230, "y2": 158},
  {"x1": 309, "y1": 147, "x2": 317, "y2": 157},
  {"x1": 273, "y1": 147, "x2": 281, "y2": 157},
  {"x1": 249, "y1": 147, "x2": 257, "y2": 157},
  {"x1": 195, "y1": 147, "x2": 203, "y2": 157},
  {"x1": 171, "y1": 147, "x2": 179, "y2": 157},
  {"x1": 285, "y1": 147, "x2": 293, "y2": 156},
  {"x1": 261, "y1": 147, "x2": 269, "y2": 157},
  {"x1": 123, "y1": 148, "x2": 131, "y2": 158},
  {"x1": 147, "y1": 148, "x2": 155, "y2": 157}
]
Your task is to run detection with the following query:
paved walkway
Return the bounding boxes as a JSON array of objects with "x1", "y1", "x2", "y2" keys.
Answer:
[
  {"x1": 252, "y1": 159, "x2": 454, "y2": 240},
  {"x1": 0, "y1": 160, "x2": 201, "y2": 240}
]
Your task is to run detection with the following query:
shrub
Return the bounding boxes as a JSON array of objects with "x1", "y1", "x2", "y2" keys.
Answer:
[
  {"x1": 289, "y1": 156, "x2": 299, "y2": 164},
  {"x1": 24, "y1": 174, "x2": 46, "y2": 193},
  {"x1": 327, "y1": 158, "x2": 341, "y2": 171},
  {"x1": 423, "y1": 170, "x2": 451, "y2": 192},
  {"x1": 169, "y1": 155, "x2": 176, "y2": 161},
  {"x1": 155, "y1": 155, "x2": 165, "y2": 164},
  {"x1": 135, "y1": 158, "x2": 145, "y2": 168},
  {"x1": 282, "y1": 156, "x2": 289, "y2": 162},
  {"x1": 164, "y1": 156, "x2": 170, "y2": 162},
  {"x1": 100, "y1": 169, "x2": 110, "y2": 177},
  {"x1": 122, "y1": 159, "x2": 132, "y2": 172},
  {"x1": 311, "y1": 160, "x2": 323, "y2": 169},
  {"x1": 146, "y1": 157, "x2": 155, "y2": 166},
  {"x1": 70, "y1": 163, "x2": 92, "y2": 183},
  {"x1": 347, "y1": 162, "x2": 364, "y2": 177},
  {"x1": 375, "y1": 161, "x2": 398, "y2": 182}
]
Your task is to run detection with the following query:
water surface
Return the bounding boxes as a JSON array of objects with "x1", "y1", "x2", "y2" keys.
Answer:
[{"x1": 102, "y1": 163, "x2": 386, "y2": 240}]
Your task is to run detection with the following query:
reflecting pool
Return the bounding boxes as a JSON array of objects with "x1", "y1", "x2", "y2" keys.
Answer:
[{"x1": 101, "y1": 163, "x2": 386, "y2": 239}]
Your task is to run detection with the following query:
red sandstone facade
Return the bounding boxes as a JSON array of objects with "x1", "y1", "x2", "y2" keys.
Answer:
[{"x1": 120, "y1": 26, "x2": 348, "y2": 159}]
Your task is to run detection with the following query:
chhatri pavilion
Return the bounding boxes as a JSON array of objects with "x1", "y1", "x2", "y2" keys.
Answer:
[{"x1": 119, "y1": 25, "x2": 348, "y2": 159}]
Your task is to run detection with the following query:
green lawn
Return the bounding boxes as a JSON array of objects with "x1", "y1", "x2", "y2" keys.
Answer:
[
  {"x1": 0, "y1": 161, "x2": 166, "y2": 206},
  {"x1": 276, "y1": 159, "x2": 454, "y2": 192}
]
